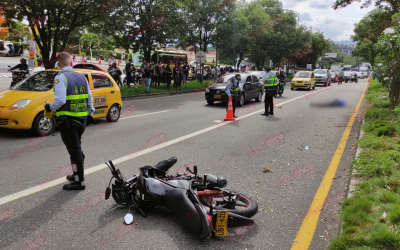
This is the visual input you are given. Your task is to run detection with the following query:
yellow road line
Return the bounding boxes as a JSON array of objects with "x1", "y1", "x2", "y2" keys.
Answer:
[{"x1": 290, "y1": 81, "x2": 369, "y2": 250}]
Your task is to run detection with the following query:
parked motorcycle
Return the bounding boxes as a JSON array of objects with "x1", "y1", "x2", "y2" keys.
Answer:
[
  {"x1": 96, "y1": 53, "x2": 105, "y2": 60},
  {"x1": 349, "y1": 73, "x2": 358, "y2": 83},
  {"x1": 274, "y1": 79, "x2": 285, "y2": 97},
  {"x1": 344, "y1": 76, "x2": 349, "y2": 83},
  {"x1": 104, "y1": 157, "x2": 258, "y2": 240},
  {"x1": 122, "y1": 68, "x2": 139, "y2": 86},
  {"x1": 8, "y1": 65, "x2": 29, "y2": 88}
]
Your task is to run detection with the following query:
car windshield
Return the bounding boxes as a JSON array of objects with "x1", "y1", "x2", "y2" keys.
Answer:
[
  {"x1": 11, "y1": 71, "x2": 58, "y2": 91},
  {"x1": 215, "y1": 75, "x2": 243, "y2": 85},
  {"x1": 343, "y1": 67, "x2": 351, "y2": 71},
  {"x1": 314, "y1": 70, "x2": 327, "y2": 74},
  {"x1": 295, "y1": 72, "x2": 310, "y2": 78},
  {"x1": 360, "y1": 69, "x2": 368, "y2": 72}
]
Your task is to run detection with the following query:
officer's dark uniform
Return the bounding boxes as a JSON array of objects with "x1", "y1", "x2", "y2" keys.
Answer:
[
  {"x1": 261, "y1": 69, "x2": 277, "y2": 116},
  {"x1": 125, "y1": 60, "x2": 134, "y2": 87},
  {"x1": 45, "y1": 66, "x2": 95, "y2": 190},
  {"x1": 225, "y1": 74, "x2": 241, "y2": 118}
]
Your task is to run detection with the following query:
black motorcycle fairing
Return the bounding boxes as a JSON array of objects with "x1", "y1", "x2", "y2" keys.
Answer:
[
  {"x1": 154, "y1": 157, "x2": 178, "y2": 177},
  {"x1": 164, "y1": 188, "x2": 210, "y2": 239},
  {"x1": 226, "y1": 212, "x2": 254, "y2": 228}
]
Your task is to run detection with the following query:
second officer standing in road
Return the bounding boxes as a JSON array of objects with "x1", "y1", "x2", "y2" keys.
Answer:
[
  {"x1": 225, "y1": 74, "x2": 241, "y2": 118},
  {"x1": 44, "y1": 52, "x2": 95, "y2": 190},
  {"x1": 261, "y1": 67, "x2": 278, "y2": 116}
]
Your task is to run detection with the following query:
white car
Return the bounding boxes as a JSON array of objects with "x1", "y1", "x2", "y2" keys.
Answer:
[{"x1": 0, "y1": 41, "x2": 17, "y2": 56}]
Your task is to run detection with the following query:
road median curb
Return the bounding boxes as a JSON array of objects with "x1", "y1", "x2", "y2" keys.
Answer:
[{"x1": 121, "y1": 88, "x2": 206, "y2": 101}]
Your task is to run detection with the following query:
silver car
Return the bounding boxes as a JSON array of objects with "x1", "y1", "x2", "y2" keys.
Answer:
[{"x1": 313, "y1": 69, "x2": 331, "y2": 87}]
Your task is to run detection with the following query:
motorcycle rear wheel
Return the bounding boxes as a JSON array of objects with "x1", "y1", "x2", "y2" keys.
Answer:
[{"x1": 202, "y1": 190, "x2": 258, "y2": 218}]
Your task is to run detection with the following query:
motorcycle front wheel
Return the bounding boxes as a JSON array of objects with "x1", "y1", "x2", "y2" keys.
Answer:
[{"x1": 201, "y1": 189, "x2": 258, "y2": 218}]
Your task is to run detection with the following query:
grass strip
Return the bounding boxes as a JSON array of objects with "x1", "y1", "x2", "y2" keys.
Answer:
[
  {"x1": 328, "y1": 79, "x2": 400, "y2": 250},
  {"x1": 120, "y1": 79, "x2": 215, "y2": 97}
]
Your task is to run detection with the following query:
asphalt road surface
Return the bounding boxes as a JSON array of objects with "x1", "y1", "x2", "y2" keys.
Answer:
[{"x1": 0, "y1": 60, "x2": 368, "y2": 250}]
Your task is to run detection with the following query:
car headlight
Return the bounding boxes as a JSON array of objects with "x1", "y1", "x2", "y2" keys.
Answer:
[
  {"x1": 304, "y1": 81, "x2": 310, "y2": 83},
  {"x1": 206, "y1": 88, "x2": 210, "y2": 93},
  {"x1": 9, "y1": 99, "x2": 32, "y2": 110},
  {"x1": 291, "y1": 80, "x2": 295, "y2": 83}
]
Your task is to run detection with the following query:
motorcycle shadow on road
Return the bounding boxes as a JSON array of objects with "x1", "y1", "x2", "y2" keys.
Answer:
[
  {"x1": 98, "y1": 204, "x2": 258, "y2": 248},
  {"x1": 0, "y1": 190, "x2": 78, "y2": 250}
]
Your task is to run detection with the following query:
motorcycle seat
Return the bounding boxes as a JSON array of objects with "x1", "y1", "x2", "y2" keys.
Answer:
[{"x1": 153, "y1": 157, "x2": 178, "y2": 176}]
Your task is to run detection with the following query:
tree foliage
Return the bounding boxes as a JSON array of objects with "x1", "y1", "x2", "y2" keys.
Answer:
[{"x1": 1, "y1": 0, "x2": 108, "y2": 68}]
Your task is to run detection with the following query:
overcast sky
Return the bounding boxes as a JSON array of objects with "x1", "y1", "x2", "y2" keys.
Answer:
[{"x1": 279, "y1": 0, "x2": 374, "y2": 42}]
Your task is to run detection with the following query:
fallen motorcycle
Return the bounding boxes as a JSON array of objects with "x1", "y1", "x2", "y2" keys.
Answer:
[{"x1": 104, "y1": 157, "x2": 258, "y2": 240}]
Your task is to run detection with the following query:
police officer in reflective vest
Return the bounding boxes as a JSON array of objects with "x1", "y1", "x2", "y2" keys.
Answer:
[
  {"x1": 261, "y1": 67, "x2": 277, "y2": 116},
  {"x1": 225, "y1": 74, "x2": 241, "y2": 118},
  {"x1": 44, "y1": 52, "x2": 95, "y2": 190}
]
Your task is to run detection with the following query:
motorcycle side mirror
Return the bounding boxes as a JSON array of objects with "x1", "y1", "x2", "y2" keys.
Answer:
[
  {"x1": 105, "y1": 187, "x2": 111, "y2": 200},
  {"x1": 124, "y1": 212, "x2": 134, "y2": 225},
  {"x1": 187, "y1": 165, "x2": 197, "y2": 175}
]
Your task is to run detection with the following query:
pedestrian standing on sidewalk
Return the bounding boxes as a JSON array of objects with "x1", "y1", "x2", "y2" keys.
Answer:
[
  {"x1": 165, "y1": 62, "x2": 172, "y2": 89},
  {"x1": 182, "y1": 63, "x2": 189, "y2": 85},
  {"x1": 144, "y1": 63, "x2": 153, "y2": 94},
  {"x1": 122, "y1": 52, "x2": 125, "y2": 62},
  {"x1": 155, "y1": 61, "x2": 162, "y2": 87},
  {"x1": 173, "y1": 64, "x2": 180, "y2": 89},
  {"x1": 178, "y1": 62, "x2": 183, "y2": 87},
  {"x1": 125, "y1": 59, "x2": 134, "y2": 87},
  {"x1": 141, "y1": 60, "x2": 146, "y2": 86}
]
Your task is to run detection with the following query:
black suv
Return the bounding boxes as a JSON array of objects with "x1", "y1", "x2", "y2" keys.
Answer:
[{"x1": 205, "y1": 73, "x2": 264, "y2": 106}]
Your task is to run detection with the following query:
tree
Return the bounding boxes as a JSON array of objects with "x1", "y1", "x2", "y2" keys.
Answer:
[
  {"x1": 6, "y1": 21, "x2": 30, "y2": 42},
  {"x1": 80, "y1": 33, "x2": 100, "y2": 59},
  {"x1": 374, "y1": 13, "x2": 400, "y2": 110},
  {"x1": 332, "y1": 0, "x2": 399, "y2": 13},
  {"x1": 2, "y1": 0, "x2": 109, "y2": 68}
]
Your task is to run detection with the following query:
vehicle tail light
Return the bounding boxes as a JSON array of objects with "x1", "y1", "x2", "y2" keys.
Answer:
[
  {"x1": 207, "y1": 214, "x2": 214, "y2": 232},
  {"x1": 4, "y1": 47, "x2": 6, "y2": 50}
]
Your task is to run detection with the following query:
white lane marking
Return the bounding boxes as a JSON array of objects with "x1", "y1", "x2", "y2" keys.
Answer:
[
  {"x1": 0, "y1": 73, "x2": 12, "y2": 77},
  {"x1": 0, "y1": 85, "x2": 364, "y2": 206},
  {"x1": 119, "y1": 110, "x2": 172, "y2": 120}
]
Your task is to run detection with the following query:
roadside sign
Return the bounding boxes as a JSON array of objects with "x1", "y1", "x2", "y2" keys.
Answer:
[
  {"x1": 325, "y1": 53, "x2": 337, "y2": 58},
  {"x1": 195, "y1": 51, "x2": 206, "y2": 64}
]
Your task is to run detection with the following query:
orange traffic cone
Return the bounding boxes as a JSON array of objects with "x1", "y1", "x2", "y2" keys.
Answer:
[
  {"x1": 99, "y1": 58, "x2": 101, "y2": 65},
  {"x1": 224, "y1": 96, "x2": 236, "y2": 121},
  {"x1": 117, "y1": 60, "x2": 120, "y2": 66}
]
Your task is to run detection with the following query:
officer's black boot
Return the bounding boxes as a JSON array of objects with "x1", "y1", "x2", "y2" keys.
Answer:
[
  {"x1": 67, "y1": 153, "x2": 84, "y2": 181},
  {"x1": 64, "y1": 159, "x2": 85, "y2": 190},
  {"x1": 261, "y1": 100, "x2": 269, "y2": 116}
]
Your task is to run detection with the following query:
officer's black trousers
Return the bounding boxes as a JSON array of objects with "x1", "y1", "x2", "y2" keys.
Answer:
[
  {"x1": 59, "y1": 119, "x2": 85, "y2": 182},
  {"x1": 264, "y1": 91, "x2": 274, "y2": 114},
  {"x1": 226, "y1": 96, "x2": 237, "y2": 115}
]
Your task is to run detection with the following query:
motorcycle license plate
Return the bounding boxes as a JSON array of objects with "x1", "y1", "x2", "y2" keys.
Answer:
[
  {"x1": 215, "y1": 210, "x2": 228, "y2": 236},
  {"x1": 214, "y1": 94, "x2": 221, "y2": 99}
]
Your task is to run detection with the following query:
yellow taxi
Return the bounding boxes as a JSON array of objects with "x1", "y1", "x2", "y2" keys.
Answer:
[
  {"x1": 291, "y1": 71, "x2": 316, "y2": 90},
  {"x1": 0, "y1": 69, "x2": 123, "y2": 135}
]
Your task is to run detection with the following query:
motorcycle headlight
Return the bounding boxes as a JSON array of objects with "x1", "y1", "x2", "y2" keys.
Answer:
[{"x1": 9, "y1": 99, "x2": 32, "y2": 110}]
